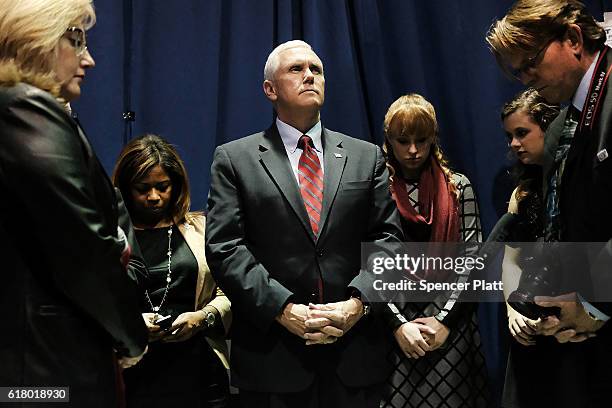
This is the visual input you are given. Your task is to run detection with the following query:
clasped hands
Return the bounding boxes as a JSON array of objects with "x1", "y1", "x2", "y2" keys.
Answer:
[
  {"x1": 276, "y1": 299, "x2": 364, "y2": 345},
  {"x1": 507, "y1": 292, "x2": 605, "y2": 345},
  {"x1": 393, "y1": 317, "x2": 450, "y2": 359}
]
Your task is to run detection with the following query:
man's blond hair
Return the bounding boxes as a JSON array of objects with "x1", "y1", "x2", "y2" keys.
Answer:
[{"x1": 486, "y1": 0, "x2": 605, "y2": 71}]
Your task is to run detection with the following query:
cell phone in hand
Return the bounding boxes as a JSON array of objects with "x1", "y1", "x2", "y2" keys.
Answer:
[{"x1": 154, "y1": 314, "x2": 173, "y2": 331}]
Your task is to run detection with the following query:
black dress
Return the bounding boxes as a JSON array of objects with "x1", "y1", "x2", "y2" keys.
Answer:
[{"x1": 124, "y1": 227, "x2": 228, "y2": 407}]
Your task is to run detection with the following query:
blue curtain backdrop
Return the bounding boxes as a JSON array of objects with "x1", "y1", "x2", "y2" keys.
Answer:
[{"x1": 72, "y1": 0, "x2": 609, "y2": 404}]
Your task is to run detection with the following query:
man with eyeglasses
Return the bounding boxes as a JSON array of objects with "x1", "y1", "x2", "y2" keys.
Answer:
[{"x1": 487, "y1": 0, "x2": 612, "y2": 406}]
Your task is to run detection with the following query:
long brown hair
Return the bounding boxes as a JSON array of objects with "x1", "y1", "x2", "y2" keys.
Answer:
[
  {"x1": 382, "y1": 93, "x2": 456, "y2": 195},
  {"x1": 501, "y1": 88, "x2": 560, "y2": 202},
  {"x1": 112, "y1": 134, "x2": 192, "y2": 224}
]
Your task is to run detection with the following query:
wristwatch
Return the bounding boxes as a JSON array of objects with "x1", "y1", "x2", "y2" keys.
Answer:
[
  {"x1": 362, "y1": 302, "x2": 371, "y2": 317},
  {"x1": 351, "y1": 290, "x2": 370, "y2": 317},
  {"x1": 202, "y1": 310, "x2": 216, "y2": 329}
]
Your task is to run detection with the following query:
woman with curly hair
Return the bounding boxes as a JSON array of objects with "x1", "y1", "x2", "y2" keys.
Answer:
[{"x1": 500, "y1": 89, "x2": 560, "y2": 408}]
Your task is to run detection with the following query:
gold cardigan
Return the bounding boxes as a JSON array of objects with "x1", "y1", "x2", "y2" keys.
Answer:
[{"x1": 179, "y1": 213, "x2": 231, "y2": 368}]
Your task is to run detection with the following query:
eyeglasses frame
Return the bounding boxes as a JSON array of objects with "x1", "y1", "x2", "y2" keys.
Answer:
[{"x1": 64, "y1": 26, "x2": 88, "y2": 57}]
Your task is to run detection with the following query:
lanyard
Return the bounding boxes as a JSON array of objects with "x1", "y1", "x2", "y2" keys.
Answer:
[{"x1": 579, "y1": 47, "x2": 612, "y2": 133}]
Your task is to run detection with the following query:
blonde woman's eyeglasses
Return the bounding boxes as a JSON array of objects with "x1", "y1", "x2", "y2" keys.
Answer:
[{"x1": 65, "y1": 27, "x2": 87, "y2": 57}]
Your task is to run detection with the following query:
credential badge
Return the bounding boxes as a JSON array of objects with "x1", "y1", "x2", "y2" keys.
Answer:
[{"x1": 597, "y1": 149, "x2": 608, "y2": 162}]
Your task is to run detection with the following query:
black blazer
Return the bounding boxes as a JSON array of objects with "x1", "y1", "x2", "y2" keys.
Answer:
[
  {"x1": 543, "y1": 49, "x2": 612, "y2": 313},
  {"x1": 537, "y1": 47, "x2": 612, "y2": 406},
  {"x1": 206, "y1": 124, "x2": 403, "y2": 392},
  {"x1": 0, "y1": 83, "x2": 148, "y2": 407}
]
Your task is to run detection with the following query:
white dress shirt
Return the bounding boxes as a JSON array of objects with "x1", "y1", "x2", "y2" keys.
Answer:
[{"x1": 276, "y1": 117, "x2": 324, "y2": 184}]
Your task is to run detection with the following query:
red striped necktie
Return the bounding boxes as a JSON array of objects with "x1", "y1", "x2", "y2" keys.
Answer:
[{"x1": 297, "y1": 135, "x2": 324, "y2": 235}]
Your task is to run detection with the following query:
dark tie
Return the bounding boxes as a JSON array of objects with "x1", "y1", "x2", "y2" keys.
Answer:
[
  {"x1": 544, "y1": 106, "x2": 580, "y2": 242},
  {"x1": 298, "y1": 135, "x2": 324, "y2": 235}
]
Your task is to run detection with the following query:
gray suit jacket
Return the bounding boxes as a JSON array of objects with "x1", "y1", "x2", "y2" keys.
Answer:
[{"x1": 205, "y1": 124, "x2": 403, "y2": 392}]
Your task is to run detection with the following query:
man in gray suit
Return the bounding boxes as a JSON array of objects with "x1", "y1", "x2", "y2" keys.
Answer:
[{"x1": 205, "y1": 40, "x2": 403, "y2": 408}]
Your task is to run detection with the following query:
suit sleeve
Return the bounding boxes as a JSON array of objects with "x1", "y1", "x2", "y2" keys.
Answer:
[
  {"x1": 115, "y1": 187, "x2": 149, "y2": 290},
  {"x1": 205, "y1": 146, "x2": 293, "y2": 332},
  {"x1": 349, "y1": 146, "x2": 404, "y2": 307},
  {"x1": 1, "y1": 92, "x2": 147, "y2": 357}
]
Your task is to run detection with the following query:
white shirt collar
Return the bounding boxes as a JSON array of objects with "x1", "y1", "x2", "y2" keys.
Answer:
[
  {"x1": 276, "y1": 117, "x2": 323, "y2": 153},
  {"x1": 573, "y1": 50, "x2": 600, "y2": 112}
]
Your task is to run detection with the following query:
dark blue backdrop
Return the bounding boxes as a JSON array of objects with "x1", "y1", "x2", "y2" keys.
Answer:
[{"x1": 72, "y1": 1, "x2": 609, "y2": 404}]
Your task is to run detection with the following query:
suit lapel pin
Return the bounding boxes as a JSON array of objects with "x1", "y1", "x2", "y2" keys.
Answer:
[
  {"x1": 597, "y1": 149, "x2": 608, "y2": 162},
  {"x1": 334, "y1": 153, "x2": 342, "y2": 158}
]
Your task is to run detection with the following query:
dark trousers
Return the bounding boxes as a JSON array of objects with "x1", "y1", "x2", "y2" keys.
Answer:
[
  {"x1": 238, "y1": 352, "x2": 383, "y2": 408},
  {"x1": 124, "y1": 333, "x2": 229, "y2": 408}
]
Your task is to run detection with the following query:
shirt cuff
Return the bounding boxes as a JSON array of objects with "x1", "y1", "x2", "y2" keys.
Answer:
[{"x1": 578, "y1": 293, "x2": 610, "y2": 322}]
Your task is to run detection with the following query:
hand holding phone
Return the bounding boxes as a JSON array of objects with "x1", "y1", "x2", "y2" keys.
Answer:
[{"x1": 154, "y1": 314, "x2": 173, "y2": 331}]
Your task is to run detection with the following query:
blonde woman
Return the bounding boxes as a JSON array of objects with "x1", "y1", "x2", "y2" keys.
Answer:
[{"x1": 0, "y1": 0, "x2": 147, "y2": 406}]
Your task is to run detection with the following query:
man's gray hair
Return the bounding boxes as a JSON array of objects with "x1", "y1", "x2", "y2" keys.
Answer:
[{"x1": 263, "y1": 40, "x2": 313, "y2": 81}]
